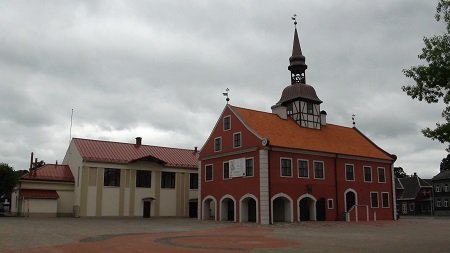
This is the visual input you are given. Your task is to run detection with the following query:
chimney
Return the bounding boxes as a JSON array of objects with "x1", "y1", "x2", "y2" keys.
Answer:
[
  {"x1": 135, "y1": 137, "x2": 142, "y2": 146},
  {"x1": 194, "y1": 147, "x2": 198, "y2": 153},
  {"x1": 271, "y1": 105, "x2": 287, "y2": 120},
  {"x1": 413, "y1": 172, "x2": 417, "y2": 177},
  {"x1": 320, "y1": 110, "x2": 327, "y2": 126}
]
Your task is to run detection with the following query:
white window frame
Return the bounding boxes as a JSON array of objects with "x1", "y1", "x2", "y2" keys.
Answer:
[
  {"x1": 205, "y1": 164, "x2": 213, "y2": 182},
  {"x1": 444, "y1": 200, "x2": 449, "y2": 207},
  {"x1": 233, "y1": 132, "x2": 242, "y2": 148},
  {"x1": 280, "y1": 158, "x2": 293, "y2": 178},
  {"x1": 327, "y1": 198, "x2": 334, "y2": 209},
  {"x1": 370, "y1": 191, "x2": 379, "y2": 208},
  {"x1": 363, "y1": 166, "x2": 372, "y2": 183},
  {"x1": 345, "y1": 164, "x2": 355, "y2": 181},
  {"x1": 313, "y1": 160, "x2": 325, "y2": 180},
  {"x1": 381, "y1": 192, "x2": 390, "y2": 208},
  {"x1": 223, "y1": 161, "x2": 230, "y2": 180},
  {"x1": 378, "y1": 167, "x2": 386, "y2": 183},
  {"x1": 436, "y1": 184, "x2": 441, "y2": 192},
  {"x1": 297, "y1": 159, "x2": 309, "y2": 178},
  {"x1": 444, "y1": 184, "x2": 449, "y2": 192},
  {"x1": 223, "y1": 115, "x2": 231, "y2": 131},
  {"x1": 214, "y1": 137, "x2": 222, "y2": 152},
  {"x1": 436, "y1": 200, "x2": 441, "y2": 207}
]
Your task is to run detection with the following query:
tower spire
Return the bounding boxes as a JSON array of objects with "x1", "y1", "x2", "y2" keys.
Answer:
[{"x1": 288, "y1": 14, "x2": 307, "y2": 84}]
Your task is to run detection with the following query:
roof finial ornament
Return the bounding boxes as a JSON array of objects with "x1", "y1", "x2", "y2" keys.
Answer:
[
  {"x1": 352, "y1": 114, "x2": 356, "y2": 127},
  {"x1": 292, "y1": 14, "x2": 297, "y2": 27},
  {"x1": 222, "y1": 88, "x2": 230, "y2": 104}
]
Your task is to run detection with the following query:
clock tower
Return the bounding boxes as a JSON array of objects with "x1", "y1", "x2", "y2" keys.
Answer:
[{"x1": 272, "y1": 20, "x2": 325, "y2": 129}]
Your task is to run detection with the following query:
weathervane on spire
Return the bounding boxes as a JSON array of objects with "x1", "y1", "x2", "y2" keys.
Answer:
[
  {"x1": 223, "y1": 88, "x2": 230, "y2": 104},
  {"x1": 292, "y1": 14, "x2": 297, "y2": 27}
]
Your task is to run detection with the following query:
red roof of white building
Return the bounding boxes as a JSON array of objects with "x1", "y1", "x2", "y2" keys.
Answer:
[
  {"x1": 21, "y1": 164, "x2": 74, "y2": 182},
  {"x1": 231, "y1": 105, "x2": 393, "y2": 161},
  {"x1": 73, "y1": 138, "x2": 198, "y2": 169}
]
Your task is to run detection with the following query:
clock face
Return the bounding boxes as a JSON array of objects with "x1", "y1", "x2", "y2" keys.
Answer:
[{"x1": 261, "y1": 138, "x2": 268, "y2": 146}]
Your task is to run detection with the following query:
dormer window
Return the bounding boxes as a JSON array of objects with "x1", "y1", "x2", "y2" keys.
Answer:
[{"x1": 223, "y1": 116, "x2": 231, "y2": 131}]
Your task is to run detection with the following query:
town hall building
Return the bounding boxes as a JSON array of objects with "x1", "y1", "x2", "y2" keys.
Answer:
[{"x1": 198, "y1": 24, "x2": 396, "y2": 224}]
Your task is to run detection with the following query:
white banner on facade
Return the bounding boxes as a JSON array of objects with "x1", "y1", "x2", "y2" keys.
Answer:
[{"x1": 230, "y1": 158, "x2": 246, "y2": 178}]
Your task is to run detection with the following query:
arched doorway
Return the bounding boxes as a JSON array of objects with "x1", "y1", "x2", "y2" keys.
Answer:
[
  {"x1": 202, "y1": 196, "x2": 216, "y2": 220},
  {"x1": 345, "y1": 189, "x2": 357, "y2": 212},
  {"x1": 220, "y1": 195, "x2": 236, "y2": 221},
  {"x1": 240, "y1": 194, "x2": 258, "y2": 223},
  {"x1": 271, "y1": 194, "x2": 293, "y2": 223},
  {"x1": 298, "y1": 194, "x2": 317, "y2": 221}
]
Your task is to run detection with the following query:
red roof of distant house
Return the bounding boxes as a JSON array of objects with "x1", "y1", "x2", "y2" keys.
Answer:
[
  {"x1": 21, "y1": 164, "x2": 74, "y2": 182},
  {"x1": 73, "y1": 138, "x2": 198, "y2": 169},
  {"x1": 19, "y1": 189, "x2": 59, "y2": 199},
  {"x1": 231, "y1": 105, "x2": 393, "y2": 161}
]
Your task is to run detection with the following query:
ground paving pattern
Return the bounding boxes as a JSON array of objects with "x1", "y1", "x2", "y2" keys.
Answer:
[{"x1": 1, "y1": 217, "x2": 449, "y2": 253}]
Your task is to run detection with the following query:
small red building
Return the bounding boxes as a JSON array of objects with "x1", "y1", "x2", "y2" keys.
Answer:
[{"x1": 198, "y1": 26, "x2": 396, "y2": 224}]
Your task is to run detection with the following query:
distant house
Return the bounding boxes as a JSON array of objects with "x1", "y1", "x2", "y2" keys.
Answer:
[
  {"x1": 11, "y1": 164, "x2": 75, "y2": 217},
  {"x1": 396, "y1": 173, "x2": 432, "y2": 216},
  {"x1": 432, "y1": 170, "x2": 450, "y2": 216},
  {"x1": 12, "y1": 137, "x2": 199, "y2": 218}
]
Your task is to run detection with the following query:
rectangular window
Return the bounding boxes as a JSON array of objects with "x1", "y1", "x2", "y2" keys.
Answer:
[
  {"x1": 298, "y1": 159, "x2": 309, "y2": 178},
  {"x1": 223, "y1": 162, "x2": 230, "y2": 179},
  {"x1": 245, "y1": 158, "x2": 254, "y2": 177},
  {"x1": 345, "y1": 164, "x2": 355, "y2": 181},
  {"x1": 327, "y1": 199, "x2": 334, "y2": 209},
  {"x1": 223, "y1": 116, "x2": 231, "y2": 131},
  {"x1": 314, "y1": 161, "x2": 324, "y2": 179},
  {"x1": 445, "y1": 184, "x2": 449, "y2": 192},
  {"x1": 370, "y1": 192, "x2": 379, "y2": 208},
  {"x1": 444, "y1": 200, "x2": 449, "y2": 207},
  {"x1": 233, "y1": 132, "x2": 241, "y2": 148},
  {"x1": 307, "y1": 102, "x2": 313, "y2": 114},
  {"x1": 382, "y1": 192, "x2": 390, "y2": 208},
  {"x1": 189, "y1": 173, "x2": 198, "y2": 189},
  {"x1": 436, "y1": 200, "x2": 441, "y2": 207},
  {"x1": 205, "y1": 164, "x2": 213, "y2": 182},
  {"x1": 214, "y1": 137, "x2": 222, "y2": 152},
  {"x1": 104, "y1": 168, "x2": 120, "y2": 187},
  {"x1": 136, "y1": 170, "x2": 151, "y2": 188},
  {"x1": 436, "y1": 184, "x2": 441, "y2": 192},
  {"x1": 378, "y1": 167, "x2": 386, "y2": 183},
  {"x1": 281, "y1": 158, "x2": 292, "y2": 177},
  {"x1": 161, "y1": 172, "x2": 176, "y2": 189},
  {"x1": 409, "y1": 203, "x2": 415, "y2": 211},
  {"x1": 364, "y1": 166, "x2": 372, "y2": 182}
]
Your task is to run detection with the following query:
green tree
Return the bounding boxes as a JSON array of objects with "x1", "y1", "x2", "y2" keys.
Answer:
[
  {"x1": 440, "y1": 153, "x2": 450, "y2": 170},
  {"x1": 0, "y1": 163, "x2": 16, "y2": 197},
  {"x1": 394, "y1": 166, "x2": 408, "y2": 178},
  {"x1": 402, "y1": 0, "x2": 450, "y2": 151}
]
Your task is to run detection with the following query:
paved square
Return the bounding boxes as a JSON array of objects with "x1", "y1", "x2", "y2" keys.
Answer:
[{"x1": 1, "y1": 217, "x2": 449, "y2": 253}]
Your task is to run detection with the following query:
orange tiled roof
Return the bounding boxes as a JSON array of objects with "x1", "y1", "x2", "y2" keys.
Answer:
[
  {"x1": 232, "y1": 106, "x2": 393, "y2": 161},
  {"x1": 21, "y1": 164, "x2": 74, "y2": 182},
  {"x1": 19, "y1": 189, "x2": 59, "y2": 199},
  {"x1": 73, "y1": 138, "x2": 198, "y2": 169}
]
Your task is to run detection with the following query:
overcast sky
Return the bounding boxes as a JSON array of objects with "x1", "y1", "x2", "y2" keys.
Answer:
[{"x1": 0, "y1": 0, "x2": 447, "y2": 178}]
